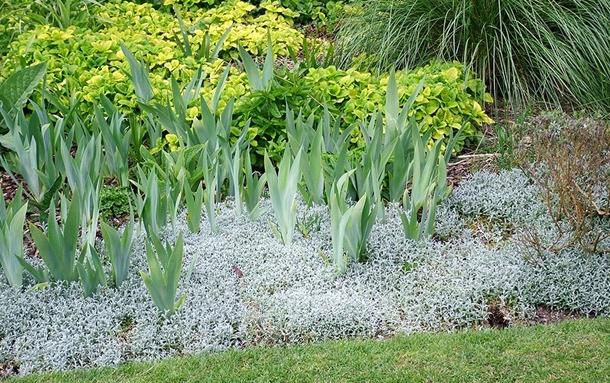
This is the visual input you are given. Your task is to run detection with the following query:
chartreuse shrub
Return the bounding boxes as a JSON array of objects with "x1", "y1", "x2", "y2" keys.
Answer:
[
  {"x1": 0, "y1": 0, "x2": 304, "y2": 112},
  {"x1": 234, "y1": 60, "x2": 492, "y2": 165},
  {"x1": 2, "y1": 1, "x2": 492, "y2": 167},
  {"x1": 303, "y1": 63, "x2": 492, "y2": 149},
  {"x1": 337, "y1": 0, "x2": 610, "y2": 110},
  {"x1": 0, "y1": 0, "x2": 100, "y2": 57}
]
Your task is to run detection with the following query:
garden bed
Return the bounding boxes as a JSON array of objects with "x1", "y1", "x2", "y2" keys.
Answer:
[
  {"x1": 1, "y1": 0, "x2": 609, "y2": 379},
  {"x1": 2, "y1": 169, "x2": 608, "y2": 375}
]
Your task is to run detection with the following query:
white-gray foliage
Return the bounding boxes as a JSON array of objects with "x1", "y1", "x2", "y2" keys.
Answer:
[
  {"x1": 1, "y1": 169, "x2": 609, "y2": 375},
  {"x1": 448, "y1": 169, "x2": 545, "y2": 224}
]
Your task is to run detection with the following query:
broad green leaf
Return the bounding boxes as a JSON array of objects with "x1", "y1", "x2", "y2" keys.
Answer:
[{"x1": 0, "y1": 63, "x2": 47, "y2": 114}]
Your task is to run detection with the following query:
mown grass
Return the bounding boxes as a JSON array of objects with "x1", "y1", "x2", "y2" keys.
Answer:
[{"x1": 8, "y1": 318, "x2": 610, "y2": 382}]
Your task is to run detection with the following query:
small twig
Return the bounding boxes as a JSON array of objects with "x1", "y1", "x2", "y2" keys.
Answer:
[
  {"x1": 455, "y1": 153, "x2": 500, "y2": 159},
  {"x1": 448, "y1": 153, "x2": 499, "y2": 167},
  {"x1": 447, "y1": 159, "x2": 468, "y2": 167}
]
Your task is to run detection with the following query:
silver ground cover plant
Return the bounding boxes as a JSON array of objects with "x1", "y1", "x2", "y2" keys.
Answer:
[{"x1": 1, "y1": 169, "x2": 609, "y2": 375}]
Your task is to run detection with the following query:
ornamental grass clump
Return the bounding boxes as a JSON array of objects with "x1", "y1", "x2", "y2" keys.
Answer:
[{"x1": 337, "y1": 0, "x2": 610, "y2": 110}]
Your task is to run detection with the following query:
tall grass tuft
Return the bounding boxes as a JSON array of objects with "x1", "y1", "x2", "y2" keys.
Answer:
[{"x1": 337, "y1": 0, "x2": 610, "y2": 110}]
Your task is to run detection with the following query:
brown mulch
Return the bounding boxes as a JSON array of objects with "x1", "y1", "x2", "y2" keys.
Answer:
[
  {"x1": 532, "y1": 306, "x2": 584, "y2": 325},
  {"x1": 486, "y1": 301, "x2": 586, "y2": 330},
  {"x1": 1, "y1": 171, "x2": 20, "y2": 202},
  {"x1": 0, "y1": 360, "x2": 19, "y2": 379},
  {"x1": 447, "y1": 153, "x2": 499, "y2": 188}
]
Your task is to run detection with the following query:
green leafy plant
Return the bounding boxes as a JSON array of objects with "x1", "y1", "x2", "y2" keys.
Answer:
[
  {"x1": 0, "y1": 190, "x2": 28, "y2": 288},
  {"x1": 400, "y1": 125, "x2": 457, "y2": 240},
  {"x1": 328, "y1": 170, "x2": 375, "y2": 274},
  {"x1": 184, "y1": 181, "x2": 204, "y2": 233},
  {"x1": 101, "y1": 219, "x2": 135, "y2": 289},
  {"x1": 242, "y1": 149, "x2": 267, "y2": 219},
  {"x1": 141, "y1": 232, "x2": 186, "y2": 317},
  {"x1": 232, "y1": 72, "x2": 312, "y2": 165},
  {"x1": 77, "y1": 245, "x2": 106, "y2": 298},
  {"x1": 0, "y1": 63, "x2": 47, "y2": 122},
  {"x1": 100, "y1": 186, "x2": 132, "y2": 221},
  {"x1": 24, "y1": 196, "x2": 80, "y2": 283},
  {"x1": 264, "y1": 147, "x2": 303, "y2": 245}
]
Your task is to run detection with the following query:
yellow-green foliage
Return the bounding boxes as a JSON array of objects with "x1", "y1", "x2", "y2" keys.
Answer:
[
  {"x1": 305, "y1": 62, "x2": 493, "y2": 147},
  {"x1": 229, "y1": 62, "x2": 493, "y2": 163},
  {"x1": 1, "y1": 0, "x2": 492, "y2": 164},
  {"x1": 1, "y1": 0, "x2": 303, "y2": 111}
]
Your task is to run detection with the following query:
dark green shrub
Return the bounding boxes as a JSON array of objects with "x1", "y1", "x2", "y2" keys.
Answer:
[
  {"x1": 158, "y1": 0, "x2": 346, "y2": 26},
  {"x1": 100, "y1": 186, "x2": 132, "y2": 221},
  {"x1": 233, "y1": 70, "x2": 313, "y2": 166},
  {"x1": 337, "y1": 0, "x2": 610, "y2": 111}
]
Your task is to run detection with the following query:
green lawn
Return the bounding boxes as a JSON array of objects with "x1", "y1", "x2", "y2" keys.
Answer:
[{"x1": 9, "y1": 319, "x2": 610, "y2": 383}]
